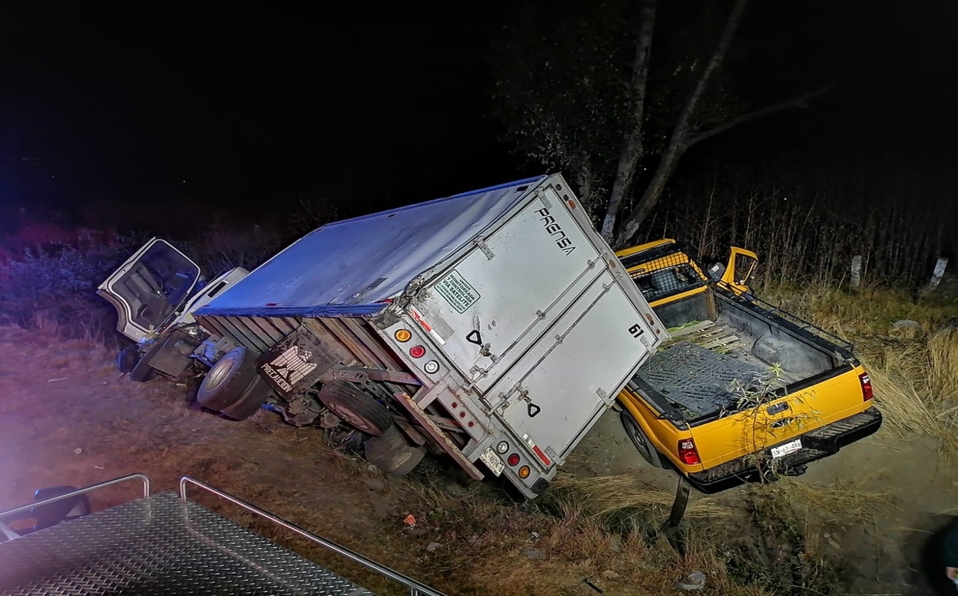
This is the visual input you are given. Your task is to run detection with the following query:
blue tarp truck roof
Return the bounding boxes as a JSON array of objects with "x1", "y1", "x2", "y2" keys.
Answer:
[{"x1": 195, "y1": 176, "x2": 548, "y2": 319}]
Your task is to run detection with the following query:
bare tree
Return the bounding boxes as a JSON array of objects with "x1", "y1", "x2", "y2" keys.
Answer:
[
  {"x1": 491, "y1": 0, "x2": 832, "y2": 247},
  {"x1": 614, "y1": 0, "x2": 832, "y2": 246},
  {"x1": 601, "y1": 0, "x2": 656, "y2": 241}
]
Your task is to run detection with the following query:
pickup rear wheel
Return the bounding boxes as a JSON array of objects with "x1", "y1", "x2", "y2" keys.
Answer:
[
  {"x1": 196, "y1": 347, "x2": 258, "y2": 411},
  {"x1": 621, "y1": 410, "x2": 665, "y2": 469},
  {"x1": 317, "y1": 381, "x2": 393, "y2": 436}
]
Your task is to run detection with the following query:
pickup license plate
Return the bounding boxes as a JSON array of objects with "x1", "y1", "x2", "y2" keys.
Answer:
[
  {"x1": 770, "y1": 438, "x2": 802, "y2": 459},
  {"x1": 479, "y1": 448, "x2": 505, "y2": 476}
]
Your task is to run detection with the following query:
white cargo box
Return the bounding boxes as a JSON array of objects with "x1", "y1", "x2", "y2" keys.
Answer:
[{"x1": 196, "y1": 174, "x2": 666, "y2": 494}]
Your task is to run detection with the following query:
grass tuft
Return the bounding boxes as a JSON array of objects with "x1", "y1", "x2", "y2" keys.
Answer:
[
  {"x1": 782, "y1": 476, "x2": 893, "y2": 529},
  {"x1": 928, "y1": 320, "x2": 958, "y2": 401},
  {"x1": 549, "y1": 474, "x2": 730, "y2": 520}
]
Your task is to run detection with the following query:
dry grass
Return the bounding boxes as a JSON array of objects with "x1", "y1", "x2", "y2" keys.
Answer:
[
  {"x1": 390, "y1": 473, "x2": 779, "y2": 596},
  {"x1": 782, "y1": 476, "x2": 893, "y2": 529},
  {"x1": 860, "y1": 346, "x2": 958, "y2": 454},
  {"x1": 761, "y1": 283, "x2": 954, "y2": 340},
  {"x1": 550, "y1": 474, "x2": 730, "y2": 520},
  {"x1": 929, "y1": 321, "x2": 958, "y2": 401}
]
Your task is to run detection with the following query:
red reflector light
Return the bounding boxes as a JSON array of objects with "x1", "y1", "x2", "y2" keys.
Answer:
[
  {"x1": 678, "y1": 438, "x2": 701, "y2": 465},
  {"x1": 859, "y1": 372, "x2": 873, "y2": 401},
  {"x1": 409, "y1": 345, "x2": 426, "y2": 359},
  {"x1": 507, "y1": 454, "x2": 520, "y2": 466}
]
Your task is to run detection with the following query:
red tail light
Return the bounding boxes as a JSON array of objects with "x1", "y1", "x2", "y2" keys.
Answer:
[
  {"x1": 678, "y1": 438, "x2": 701, "y2": 465},
  {"x1": 859, "y1": 372, "x2": 873, "y2": 401},
  {"x1": 507, "y1": 453, "x2": 520, "y2": 466}
]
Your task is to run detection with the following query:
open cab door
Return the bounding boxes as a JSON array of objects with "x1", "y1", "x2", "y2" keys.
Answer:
[
  {"x1": 720, "y1": 247, "x2": 759, "y2": 294},
  {"x1": 97, "y1": 238, "x2": 202, "y2": 343}
]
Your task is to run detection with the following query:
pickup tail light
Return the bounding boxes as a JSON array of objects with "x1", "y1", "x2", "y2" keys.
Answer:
[
  {"x1": 859, "y1": 372, "x2": 873, "y2": 401},
  {"x1": 678, "y1": 438, "x2": 701, "y2": 465}
]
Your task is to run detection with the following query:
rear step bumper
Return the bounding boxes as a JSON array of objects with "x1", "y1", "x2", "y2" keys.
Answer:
[{"x1": 686, "y1": 407, "x2": 883, "y2": 494}]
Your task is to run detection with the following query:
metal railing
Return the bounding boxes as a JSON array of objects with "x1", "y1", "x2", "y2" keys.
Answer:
[
  {"x1": 0, "y1": 473, "x2": 444, "y2": 596},
  {"x1": 0, "y1": 473, "x2": 150, "y2": 522},
  {"x1": 180, "y1": 476, "x2": 447, "y2": 596}
]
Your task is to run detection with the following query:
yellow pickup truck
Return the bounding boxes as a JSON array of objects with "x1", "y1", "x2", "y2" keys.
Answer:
[{"x1": 615, "y1": 239, "x2": 881, "y2": 493}]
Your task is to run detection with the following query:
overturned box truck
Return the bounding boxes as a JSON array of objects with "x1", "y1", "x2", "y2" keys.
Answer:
[{"x1": 99, "y1": 175, "x2": 667, "y2": 498}]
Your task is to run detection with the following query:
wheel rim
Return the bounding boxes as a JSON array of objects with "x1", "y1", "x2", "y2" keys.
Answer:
[
  {"x1": 205, "y1": 353, "x2": 236, "y2": 391},
  {"x1": 328, "y1": 402, "x2": 374, "y2": 433}
]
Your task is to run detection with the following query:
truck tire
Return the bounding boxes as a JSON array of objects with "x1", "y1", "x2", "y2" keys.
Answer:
[
  {"x1": 317, "y1": 381, "x2": 393, "y2": 437},
  {"x1": 219, "y1": 376, "x2": 272, "y2": 421},
  {"x1": 129, "y1": 340, "x2": 165, "y2": 382},
  {"x1": 621, "y1": 410, "x2": 665, "y2": 469},
  {"x1": 364, "y1": 425, "x2": 426, "y2": 476},
  {"x1": 117, "y1": 346, "x2": 140, "y2": 374},
  {"x1": 196, "y1": 347, "x2": 258, "y2": 411}
]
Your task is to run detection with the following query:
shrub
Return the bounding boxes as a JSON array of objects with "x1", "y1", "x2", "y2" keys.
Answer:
[{"x1": 0, "y1": 230, "x2": 139, "y2": 339}]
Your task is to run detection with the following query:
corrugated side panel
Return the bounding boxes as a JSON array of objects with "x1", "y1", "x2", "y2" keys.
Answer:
[
  {"x1": 196, "y1": 314, "x2": 300, "y2": 353},
  {"x1": 196, "y1": 314, "x2": 406, "y2": 374}
]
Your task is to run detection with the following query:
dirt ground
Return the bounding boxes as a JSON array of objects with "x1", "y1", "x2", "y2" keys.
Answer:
[
  {"x1": 570, "y1": 395, "x2": 958, "y2": 594},
  {"x1": 1, "y1": 324, "x2": 956, "y2": 595}
]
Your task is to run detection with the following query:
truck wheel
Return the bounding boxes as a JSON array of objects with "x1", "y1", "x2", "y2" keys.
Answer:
[
  {"x1": 317, "y1": 381, "x2": 393, "y2": 436},
  {"x1": 220, "y1": 376, "x2": 272, "y2": 421},
  {"x1": 117, "y1": 346, "x2": 140, "y2": 374},
  {"x1": 621, "y1": 410, "x2": 665, "y2": 469},
  {"x1": 196, "y1": 347, "x2": 258, "y2": 411},
  {"x1": 129, "y1": 340, "x2": 165, "y2": 382},
  {"x1": 364, "y1": 425, "x2": 426, "y2": 476}
]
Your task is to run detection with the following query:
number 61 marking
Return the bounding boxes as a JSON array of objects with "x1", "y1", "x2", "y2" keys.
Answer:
[{"x1": 628, "y1": 323, "x2": 644, "y2": 339}]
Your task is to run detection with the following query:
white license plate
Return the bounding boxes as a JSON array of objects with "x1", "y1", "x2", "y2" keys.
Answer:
[
  {"x1": 479, "y1": 448, "x2": 505, "y2": 476},
  {"x1": 770, "y1": 438, "x2": 802, "y2": 459}
]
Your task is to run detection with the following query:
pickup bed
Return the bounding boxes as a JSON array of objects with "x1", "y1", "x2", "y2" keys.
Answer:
[{"x1": 615, "y1": 240, "x2": 882, "y2": 492}]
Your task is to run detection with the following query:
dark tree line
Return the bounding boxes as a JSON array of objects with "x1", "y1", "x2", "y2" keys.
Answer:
[{"x1": 490, "y1": 0, "x2": 830, "y2": 247}]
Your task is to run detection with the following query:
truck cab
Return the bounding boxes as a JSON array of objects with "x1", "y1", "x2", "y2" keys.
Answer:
[{"x1": 97, "y1": 238, "x2": 249, "y2": 380}]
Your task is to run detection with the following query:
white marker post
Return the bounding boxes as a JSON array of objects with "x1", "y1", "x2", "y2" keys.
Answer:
[
  {"x1": 850, "y1": 255, "x2": 862, "y2": 288},
  {"x1": 929, "y1": 257, "x2": 948, "y2": 290}
]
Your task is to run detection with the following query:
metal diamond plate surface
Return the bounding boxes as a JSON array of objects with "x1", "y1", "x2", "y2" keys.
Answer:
[
  {"x1": 0, "y1": 492, "x2": 374, "y2": 596},
  {"x1": 640, "y1": 341, "x2": 765, "y2": 417}
]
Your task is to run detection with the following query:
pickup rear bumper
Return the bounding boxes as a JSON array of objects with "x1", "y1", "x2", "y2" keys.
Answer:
[{"x1": 686, "y1": 407, "x2": 883, "y2": 494}]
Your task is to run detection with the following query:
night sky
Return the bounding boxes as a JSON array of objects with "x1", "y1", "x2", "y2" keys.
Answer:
[{"x1": 1, "y1": 2, "x2": 956, "y2": 230}]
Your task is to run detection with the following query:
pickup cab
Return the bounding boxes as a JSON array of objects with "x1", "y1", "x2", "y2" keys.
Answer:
[{"x1": 615, "y1": 239, "x2": 882, "y2": 493}]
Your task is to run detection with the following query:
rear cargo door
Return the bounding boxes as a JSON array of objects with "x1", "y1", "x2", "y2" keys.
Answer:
[
  {"x1": 411, "y1": 185, "x2": 652, "y2": 394},
  {"x1": 491, "y1": 268, "x2": 660, "y2": 464}
]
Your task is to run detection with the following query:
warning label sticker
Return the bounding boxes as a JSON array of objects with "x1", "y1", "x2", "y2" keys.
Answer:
[{"x1": 435, "y1": 270, "x2": 480, "y2": 314}]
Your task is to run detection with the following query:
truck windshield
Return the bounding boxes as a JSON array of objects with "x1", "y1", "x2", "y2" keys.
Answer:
[{"x1": 139, "y1": 243, "x2": 200, "y2": 306}]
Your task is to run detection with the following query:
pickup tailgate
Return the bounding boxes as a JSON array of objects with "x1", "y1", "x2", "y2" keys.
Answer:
[
  {"x1": 690, "y1": 366, "x2": 872, "y2": 469},
  {"x1": 411, "y1": 182, "x2": 666, "y2": 464}
]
